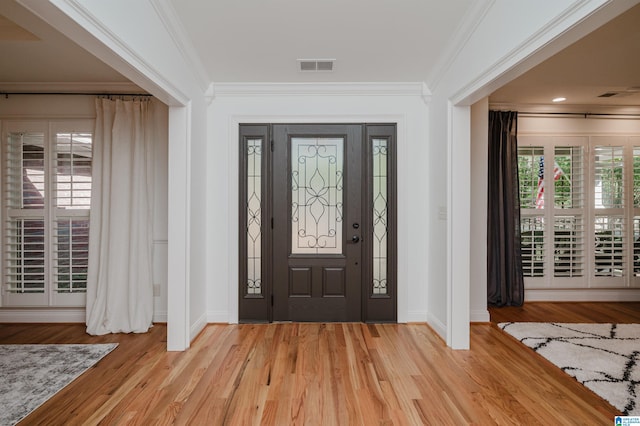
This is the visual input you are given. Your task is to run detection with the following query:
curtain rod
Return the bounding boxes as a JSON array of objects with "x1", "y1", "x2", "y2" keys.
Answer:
[
  {"x1": 1, "y1": 92, "x2": 152, "y2": 98},
  {"x1": 516, "y1": 111, "x2": 640, "y2": 119}
]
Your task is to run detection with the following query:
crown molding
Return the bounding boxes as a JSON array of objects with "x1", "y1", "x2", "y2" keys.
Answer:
[
  {"x1": 427, "y1": 0, "x2": 495, "y2": 93},
  {"x1": 150, "y1": 0, "x2": 210, "y2": 92},
  {"x1": 210, "y1": 82, "x2": 432, "y2": 105}
]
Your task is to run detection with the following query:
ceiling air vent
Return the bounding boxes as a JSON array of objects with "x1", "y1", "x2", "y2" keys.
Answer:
[
  {"x1": 597, "y1": 88, "x2": 639, "y2": 98},
  {"x1": 298, "y1": 59, "x2": 335, "y2": 72},
  {"x1": 598, "y1": 91, "x2": 620, "y2": 98}
]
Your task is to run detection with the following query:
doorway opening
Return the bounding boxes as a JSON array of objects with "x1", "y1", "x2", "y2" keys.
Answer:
[{"x1": 239, "y1": 123, "x2": 396, "y2": 322}]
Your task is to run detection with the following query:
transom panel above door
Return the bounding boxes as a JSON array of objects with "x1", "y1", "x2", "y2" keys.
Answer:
[{"x1": 239, "y1": 123, "x2": 396, "y2": 322}]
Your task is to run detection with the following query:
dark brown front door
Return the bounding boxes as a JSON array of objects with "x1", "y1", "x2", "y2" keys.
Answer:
[
  {"x1": 239, "y1": 123, "x2": 396, "y2": 323},
  {"x1": 272, "y1": 124, "x2": 362, "y2": 321}
]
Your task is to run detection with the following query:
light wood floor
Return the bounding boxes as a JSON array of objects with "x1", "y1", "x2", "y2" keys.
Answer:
[{"x1": 2, "y1": 302, "x2": 638, "y2": 425}]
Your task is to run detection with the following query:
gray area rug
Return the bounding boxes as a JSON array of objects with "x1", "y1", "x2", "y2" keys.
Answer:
[
  {"x1": 0, "y1": 343, "x2": 117, "y2": 425},
  {"x1": 499, "y1": 322, "x2": 640, "y2": 415}
]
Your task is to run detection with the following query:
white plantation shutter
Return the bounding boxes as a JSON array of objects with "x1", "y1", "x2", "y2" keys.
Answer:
[
  {"x1": 633, "y1": 145, "x2": 640, "y2": 279},
  {"x1": 554, "y1": 216, "x2": 584, "y2": 277},
  {"x1": 2, "y1": 122, "x2": 92, "y2": 307},
  {"x1": 5, "y1": 219, "x2": 46, "y2": 294},
  {"x1": 519, "y1": 135, "x2": 640, "y2": 290},
  {"x1": 53, "y1": 133, "x2": 91, "y2": 298},
  {"x1": 518, "y1": 138, "x2": 588, "y2": 288},
  {"x1": 593, "y1": 145, "x2": 625, "y2": 283},
  {"x1": 518, "y1": 146, "x2": 545, "y2": 278},
  {"x1": 594, "y1": 215, "x2": 625, "y2": 277},
  {"x1": 520, "y1": 216, "x2": 544, "y2": 277},
  {"x1": 553, "y1": 146, "x2": 585, "y2": 278},
  {"x1": 4, "y1": 132, "x2": 47, "y2": 304},
  {"x1": 634, "y1": 217, "x2": 640, "y2": 277}
]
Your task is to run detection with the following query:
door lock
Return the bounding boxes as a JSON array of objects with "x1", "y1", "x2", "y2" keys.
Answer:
[{"x1": 351, "y1": 235, "x2": 360, "y2": 243}]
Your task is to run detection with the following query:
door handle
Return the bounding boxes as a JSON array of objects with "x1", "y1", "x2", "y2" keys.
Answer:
[{"x1": 351, "y1": 235, "x2": 360, "y2": 243}]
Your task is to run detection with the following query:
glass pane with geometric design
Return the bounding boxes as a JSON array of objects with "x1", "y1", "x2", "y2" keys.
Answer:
[
  {"x1": 372, "y1": 138, "x2": 388, "y2": 294},
  {"x1": 246, "y1": 139, "x2": 262, "y2": 295},
  {"x1": 291, "y1": 137, "x2": 344, "y2": 254}
]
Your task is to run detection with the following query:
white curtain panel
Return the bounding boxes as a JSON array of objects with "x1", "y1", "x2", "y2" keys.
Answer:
[{"x1": 86, "y1": 98, "x2": 154, "y2": 335}]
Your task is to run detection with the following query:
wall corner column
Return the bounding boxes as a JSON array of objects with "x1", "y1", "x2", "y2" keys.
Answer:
[
  {"x1": 167, "y1": 104, "x2": 191, "y2": 351},
  {"x1": 447, "y1": 103, "x2": 471, "y2": 349}
]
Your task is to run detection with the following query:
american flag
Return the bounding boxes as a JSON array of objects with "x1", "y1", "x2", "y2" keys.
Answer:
[{"x1": 535, "y1": 156, "x2": 564, "y2": 208}]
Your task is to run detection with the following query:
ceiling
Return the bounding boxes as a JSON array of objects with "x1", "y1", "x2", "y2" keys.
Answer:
[
  {"x1": 489, "y1": 2, "x2": 640, "y2": 109},
  {"x1": 168, "y1": 0, "x2": 474, "y2": 82},
  {"x1": 0, "y1": 1, "x2": 131, "y2": 86},
  {"x1": 0, "y1": 0, "x2": 638, "y2": 110}
]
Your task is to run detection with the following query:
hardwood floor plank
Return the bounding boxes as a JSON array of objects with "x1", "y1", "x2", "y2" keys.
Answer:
[{"x1": 2, "y1": 302, "x2": 635, "y2": 425}]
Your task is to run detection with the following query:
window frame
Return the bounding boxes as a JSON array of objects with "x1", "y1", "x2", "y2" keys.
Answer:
[
  {"x1": 518, "y1": 134, "x2": 640, "y2": 291},
  {"x1": 1, "y1": 119, "x2": 93, "y2": 307}
]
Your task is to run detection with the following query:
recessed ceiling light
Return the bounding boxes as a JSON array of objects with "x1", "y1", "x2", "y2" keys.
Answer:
[{"x1": 552, "y1": 97, "x2": 567, "y2": 103}]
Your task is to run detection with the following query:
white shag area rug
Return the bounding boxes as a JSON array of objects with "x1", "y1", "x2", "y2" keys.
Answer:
[
  {"x1": 499, "y1": 322, "x2": 640, "y2": 415},
  {"x1": 0, "y1": 343, "x2": 117, "y2": 425}
]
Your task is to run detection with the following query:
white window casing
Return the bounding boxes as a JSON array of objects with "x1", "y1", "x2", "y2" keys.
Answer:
[
  {"x1": 2, "y1": 120, "x2": 93, "y2": 307},
  {"x1": 518, "y1": 135, "x2": 640, "y2": 291}
]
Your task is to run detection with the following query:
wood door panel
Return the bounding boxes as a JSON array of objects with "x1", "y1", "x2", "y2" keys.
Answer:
[
  {"x1": 322, "y1": 267, "x2": 345, "y2": 296},
  {"x1": 288, "y1": 297, "x2": 348, "y2": 321},
  {"x1": 289, "y1": 267, "x2": 311, "y2": 296},
  {"x1": 273, "y1": 124, "x2": 362, "y2": 322}
]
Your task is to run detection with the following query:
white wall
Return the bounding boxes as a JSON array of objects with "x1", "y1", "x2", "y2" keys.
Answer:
[
  {"x1": 470, "y1": 98, "x2": 489, "y2": 322},
  {"x1": 207, "y1": 84, "x2": 430, "y2": 326},
  {"x1": 428, "y1": 0, "x2": 626, "y2": 348},
  {"x1": 21, "y1": 0, "x2": 212, "y2": 350},
  {"x1": 17, "y1": 0, "x2": 639, "y2": 351},
  {"x1": 0, "y1": 95, "x2": 169, "y2": 323}
]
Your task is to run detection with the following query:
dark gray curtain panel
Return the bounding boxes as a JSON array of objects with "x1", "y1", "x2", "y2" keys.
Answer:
[{"x1": 487, "y1": 110, "x2": 524, "y2": 307}]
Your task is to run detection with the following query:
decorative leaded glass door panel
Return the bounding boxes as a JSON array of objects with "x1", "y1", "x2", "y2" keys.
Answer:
[
  {"x1": 239, "y1": 123, "x2": 396, "y2": 322},
  {"x1": 273, "y1": 124, "x2": 362, "y2": 321}
]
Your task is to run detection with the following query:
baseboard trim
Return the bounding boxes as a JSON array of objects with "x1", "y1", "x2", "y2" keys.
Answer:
[
  {"x1": 405, "y1": 310, "x2": 427, "y2": 323},
  {"x1": 0, "y1": 308, "x2": 85, "y2": 323},
  {"x1": 525, "y1": 288, "x2": 640, "y2": 302},
  {"x1": 427, "y1": 312, "x2": 447, "y2": 341},
  {"x1": 190, "y1": 311, "x2": 207, "y2": 342},
  {"x1": 470, "y1": 308, "x2": 490, "y2": 323},
  {"x1": 153, "y1": 310, "x2": 167, "y2": 323},
  {"x1": 207, "y1": 310, "x2": 229, "y2": 324}
]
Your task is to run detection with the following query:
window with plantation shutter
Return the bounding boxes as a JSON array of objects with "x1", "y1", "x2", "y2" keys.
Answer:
[
  {"x1": 518, "y1": 146, "x2": 545, "y2": 277},
  {"x1": 553, "y1": 146, "x2": 585, "y2": 278},
  {"x1": 2, "y1": 121, "x2": 92, "y2": 307},
  {"x1": 518, "y1": 135, "x2": 640, "y2": 291},
  {"x1": 593, "y1": 146, "x2": 625, "y2": 279},
  {"x1": 518, "y1": 137, "x2": 587, "y2": 288}
]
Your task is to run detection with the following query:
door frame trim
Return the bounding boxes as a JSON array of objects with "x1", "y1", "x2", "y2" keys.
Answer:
[
  {"x1": 230, "y1": 114, "x2": 408, "y2": 324},
  {"x1": 238, "y1": 121, "x2": 400, "y2": 322}
]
